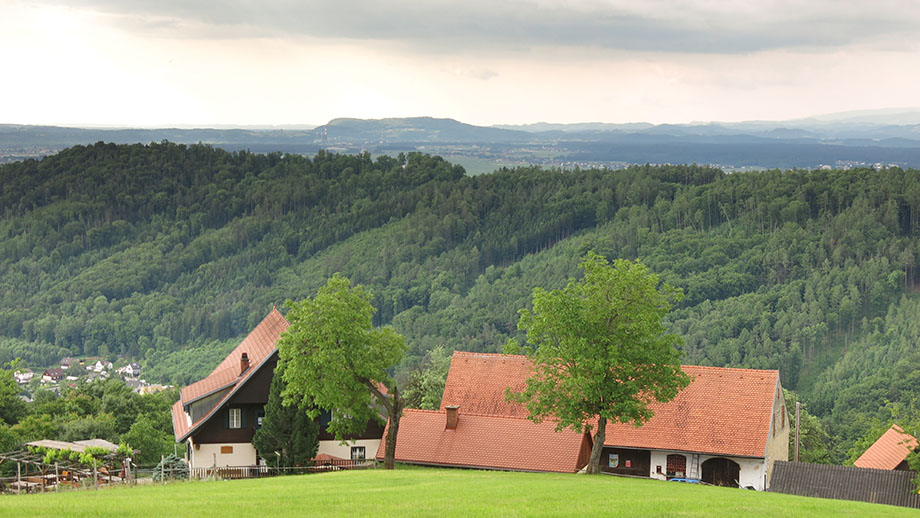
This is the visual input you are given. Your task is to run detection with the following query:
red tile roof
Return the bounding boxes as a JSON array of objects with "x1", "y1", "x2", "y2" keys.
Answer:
[
  {"x1": 602, "y1": 365, "x2": 778, "y2": 457},
  {"x1": 440, "y1": 351, "x2": 780, "y2": 458},
  {"x1": 440, "y1": 352, "x2": 532, "y2": 418},
  {"x1": 180, "y1": 307, "x2": 289, "y2": 404},
  {"x1": 171, "y1": 400, "x2": 191, "y2": 441},
  {"x1": 854, "y1": 424, "x2": 919, "y2": 470},
  {"x1": 376, "y1": 408, "x2": 590, "y2": 473},
  {"x1": 171, "y1": 308, "x2": 289, "y2": 442}
]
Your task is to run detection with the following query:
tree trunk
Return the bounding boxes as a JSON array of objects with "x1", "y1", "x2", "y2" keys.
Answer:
[
  {"x1": 383, "y1": 387, "x2": 403, "y2": 470},
  {"x1": 585, "y1": 415, "x2": 607, "y2": 474}
]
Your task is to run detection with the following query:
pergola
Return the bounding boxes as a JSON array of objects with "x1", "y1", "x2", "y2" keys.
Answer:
[{"x1": 0, "y1": 440, "x2": 137, "y2": 494}]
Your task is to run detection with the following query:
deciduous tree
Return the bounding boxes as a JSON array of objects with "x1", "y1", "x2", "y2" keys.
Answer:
[
  {"x1": 508, "y1": 252, "x2": 689, "y2": 474},
  {"x1": 278, "y1": 274, "x2": 406, "y2": 469}
]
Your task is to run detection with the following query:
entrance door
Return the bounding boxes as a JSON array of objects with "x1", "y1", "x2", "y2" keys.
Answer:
[{"x1": 701, "y1": 457, "x2": 740, "y2": 487}]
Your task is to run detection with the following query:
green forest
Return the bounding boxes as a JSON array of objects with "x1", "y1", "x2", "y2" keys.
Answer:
[{"x1": 1, "y1": 141, "x2": 919, "y2": 462}]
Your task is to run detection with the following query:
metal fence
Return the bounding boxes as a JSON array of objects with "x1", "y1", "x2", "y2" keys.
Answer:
[{"x1": 190, "y1": 459, "x2": 374, "y2": 480}]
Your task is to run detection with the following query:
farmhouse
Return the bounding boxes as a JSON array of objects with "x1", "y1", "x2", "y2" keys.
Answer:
[
  {"x1": 378, "y1": 351, "x2": 788, "y2": 490},
  {"x1": 41, "y1": 368, "x2": 65, "y2": 383},
  {"x1": 171, "y1": 308, "x2": 384, "y2": 470}
]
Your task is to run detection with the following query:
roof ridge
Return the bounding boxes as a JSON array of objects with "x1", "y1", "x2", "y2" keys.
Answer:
[
  {"x1": 450, "y1": 352, "x2": 779, "y2": 376},
  {"x1": 407, "y1": 407, "x2": 553, "y2": 422},
  {"x1": 452, "y1": 351, "x2": 528, "y2": 360},
  {"x1": 682, "y1": 365, "x2": 779, "y2": 375}
]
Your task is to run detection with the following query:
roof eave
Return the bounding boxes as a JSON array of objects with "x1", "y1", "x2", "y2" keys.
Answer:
[
  {"x1": 180, "y1": 379, "x2": 238, "y2": 406},
  {"x1": 764, "y1": 373, "x2": 780, "y2": 459}
]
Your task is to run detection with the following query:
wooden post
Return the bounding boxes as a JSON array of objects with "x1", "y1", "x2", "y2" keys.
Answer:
[
  {"x1": 93, "y1": 459, "x2": 98, "y2": 491},
  {"x1": 55, "y1": 462, "x2": 59, "y2": 492},
  {"x1": 794, "y1": 401, "x2": 801, "y2": 462},
  {"x1": 17, "y1": 462, "x2": 21, "y2": 495},
  {"x1": 161, "y1": 455, "x2": 165, "y2": 484}
]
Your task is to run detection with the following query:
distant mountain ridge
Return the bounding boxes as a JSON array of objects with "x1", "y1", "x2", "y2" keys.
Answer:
[{"x1": 5, "y1": 108, "x2": 920, "y2": 168}]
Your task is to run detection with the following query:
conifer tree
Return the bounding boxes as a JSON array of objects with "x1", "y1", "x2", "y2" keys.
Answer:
[{"x1": 253, "y1": 361, "x2": 319, "y2": 466}]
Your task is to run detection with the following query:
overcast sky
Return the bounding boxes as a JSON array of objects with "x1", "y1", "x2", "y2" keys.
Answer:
[{"x1": 2, "y1": 0, "x2": 919, "y2": 127}]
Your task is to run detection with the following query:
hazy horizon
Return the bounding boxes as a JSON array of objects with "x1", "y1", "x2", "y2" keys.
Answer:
[{"x1": 3, "y1": 1, "x2": 920, "y2": 128}]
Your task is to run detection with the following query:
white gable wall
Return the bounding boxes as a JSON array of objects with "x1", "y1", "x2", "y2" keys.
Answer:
[{"x1": 317, "y1": 438, "x2": 381, "y2": 461}]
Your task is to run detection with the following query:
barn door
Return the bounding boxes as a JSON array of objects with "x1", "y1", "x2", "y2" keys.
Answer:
[{"x1": 701, "y1": 457, "x2": 740, "y2": 487}]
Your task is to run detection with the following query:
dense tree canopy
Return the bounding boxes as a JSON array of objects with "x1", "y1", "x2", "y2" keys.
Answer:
[
  {"x1": 1, "y1": 143, "x2": 919, "y2": 461},
  {"x1": 508, "y1": 253, "x2": 689, "y2": 474}
]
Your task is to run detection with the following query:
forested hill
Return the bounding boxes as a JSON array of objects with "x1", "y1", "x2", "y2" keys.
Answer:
[{"x1": 1, "y1": 142, "x2": 919, "y2": 457}]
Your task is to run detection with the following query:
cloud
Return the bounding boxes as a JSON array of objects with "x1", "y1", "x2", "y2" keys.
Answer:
[{"x1": 42, "y1": 0, "x2": 920, "y2": 54}]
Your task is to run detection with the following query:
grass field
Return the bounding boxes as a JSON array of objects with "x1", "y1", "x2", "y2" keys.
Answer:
[{"x1": 0, "y1": 468, "x2": 916, "y2": 517}]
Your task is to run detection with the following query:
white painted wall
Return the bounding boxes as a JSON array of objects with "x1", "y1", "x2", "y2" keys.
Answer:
[
  {"x1": 645, "y1": 451, "x2": 767, "y2": 490},
  {"x1": 189, "y1": 442, "x2": 258, "y2": 469},
  {"x1": 317, "y1": 438, "x2": 381, "y2": 461}
]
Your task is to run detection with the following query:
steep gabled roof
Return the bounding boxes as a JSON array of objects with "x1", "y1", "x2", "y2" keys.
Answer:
[
  {"x1": 440, "y1": 352, "x2": 531, "y2": 418},
  {"x1": 375, "y1": 408, "x2": 590, "y2": 473},
  {"x1": 171, "y1": 308, "x2": 289, "y2": 442},
  {"x1": 854, "y1": 424, "x2": 919, "y2": 470},
  {"x1": 440, "y1": 351, "x2": 780, "y2": 458},
  {"x1": 180, "y1": 307, "x2": 288, "y2": 404}
]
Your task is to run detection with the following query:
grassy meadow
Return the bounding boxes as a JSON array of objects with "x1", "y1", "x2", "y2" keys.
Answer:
[{"x1": 0, "y1": 468, "x2": 916, "y2": 517}]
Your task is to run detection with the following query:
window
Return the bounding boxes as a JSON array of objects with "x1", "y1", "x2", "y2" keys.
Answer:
[
  {"x1": 229, "y1": 408, "x2": 242, "y2": 429},
  {"x1": 666, "y1": 454, "x2": 686, "y2": 478},
  {"x1": 351, "y1": 446, "x2": 366, "y2": 461}
]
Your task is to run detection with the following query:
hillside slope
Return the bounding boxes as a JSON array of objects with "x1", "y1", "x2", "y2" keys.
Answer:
[{"x1": 1, "y1": 142, "x2": 919, "y2": 456}]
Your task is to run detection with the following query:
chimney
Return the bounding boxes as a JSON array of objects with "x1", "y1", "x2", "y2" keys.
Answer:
[
  {"x1": 240, "y1": 352, "x2": 250, "y2": 375},
  {"x1": 445, "y1": 405, "x2": 460, "y2": 429}
]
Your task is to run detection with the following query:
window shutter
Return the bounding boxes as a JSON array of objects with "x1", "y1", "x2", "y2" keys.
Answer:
[
  {"x1": 241, "y1": 408, "x2": 248, "y2": 428},
  {"x1": 224, "y1": 408, "x2": 230, "y2": 428}
]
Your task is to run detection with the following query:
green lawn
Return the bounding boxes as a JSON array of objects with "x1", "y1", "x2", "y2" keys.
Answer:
[{"x1": 1, "y1": 468, "x2": 916, "y2": 517}]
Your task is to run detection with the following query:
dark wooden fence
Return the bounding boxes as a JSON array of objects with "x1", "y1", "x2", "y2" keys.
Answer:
[{"x1": 769, "y1": 461, "x2": 920, "y2": 509}]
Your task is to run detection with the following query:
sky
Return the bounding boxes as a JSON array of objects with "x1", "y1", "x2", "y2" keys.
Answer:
[{"x1": 2, "y1": 0, "x2": 919, "y2": 127}]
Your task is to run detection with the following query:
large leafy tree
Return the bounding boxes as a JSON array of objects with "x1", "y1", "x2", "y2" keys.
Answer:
[
  {"x1": 252, "y1": 360, "x2": 319, "y2": 466},
  {"x1": 509, "y1": 252, "x2": 689, "y2": 474},
  {"x1": 278, "y1": 274, "x2": 406, "y2": 469}
]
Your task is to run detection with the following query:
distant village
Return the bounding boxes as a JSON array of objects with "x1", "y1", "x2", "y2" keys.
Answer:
[{"x1": 12, "y1": 357, "x2": 172, "y2": 401}]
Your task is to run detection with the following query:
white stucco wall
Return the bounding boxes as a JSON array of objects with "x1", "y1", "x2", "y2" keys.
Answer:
[
  {"x1": 317, "y1": 438, "x2": 381, "y2": 461},
  {"x1": 645, "y1": 451, "x2": 767, "y2": 490},
  {"x1": 189, "y1": 442, "x2": 258, "y2": 469}
]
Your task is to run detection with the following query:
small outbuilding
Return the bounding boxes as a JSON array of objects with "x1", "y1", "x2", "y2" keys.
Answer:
[{"x1": 853, "y1": 424, "x2": 919, "y2": 471}]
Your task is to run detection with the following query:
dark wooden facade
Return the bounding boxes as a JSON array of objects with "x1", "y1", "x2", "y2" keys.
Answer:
[
  {"x1": 601, "y1": 447, "x2": 651, "y2": 477},
  {"x1": 192, "y1": 352, "x2": 385, "y2": 450},
  {"x1": 192, "y1": 355, "x2": 277, "y2": 445},
  {"x1": 317, "y1": 411, "x2": 387, "y2": 441}
]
